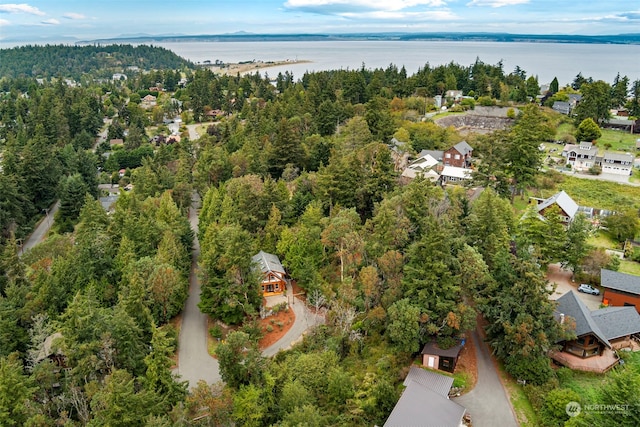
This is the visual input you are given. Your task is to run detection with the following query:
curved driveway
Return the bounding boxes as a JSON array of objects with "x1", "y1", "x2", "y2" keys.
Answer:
[
  {"x1": 174, "y1": 193, "x2": 221, "y2": 389},
  {"x1": 453, "y1": 328, "x2": 518, "y2": 427},
  {"x1": 262, "y1": 285, "x2": 320, "y2": 357}
]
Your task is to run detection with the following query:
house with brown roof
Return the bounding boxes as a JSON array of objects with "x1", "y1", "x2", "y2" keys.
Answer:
[{"x1": 421, "y1": 339, "x2": 465, "y2": 373}]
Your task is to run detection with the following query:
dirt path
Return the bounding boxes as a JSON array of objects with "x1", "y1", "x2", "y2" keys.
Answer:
[{"x1": 174, "y1": 193, "x2": 221, "y2": 389}]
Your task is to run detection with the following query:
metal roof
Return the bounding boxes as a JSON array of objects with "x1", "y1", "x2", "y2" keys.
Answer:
[
  {"x1": 537, "y1": 190, "x2": 579, "y2": 220},
  {"x1": 251, "y1": 251, "x2": 285, "y2": 274},
  {"x1": 384, "y1": 381, "x2": 466, "y2": 427},
  {"x1": 403, "y1": 366, "x2": 454, "y2": 398}
]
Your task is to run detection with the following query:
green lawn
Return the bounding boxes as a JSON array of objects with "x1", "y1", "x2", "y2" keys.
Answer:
[
  {"x1": 596, "y1": 129, "x2": 639, "y2": 152},
  {"x1": 587, "y1": 230, "x2": 620, "y2": 250},
  {"x1": 618, "y1": 259, "x2": 640, "y2": 276},
  {"x1": 537, "y1": 174, "x2": 640, "y2": 211},
  {"x1": 555, "y1": 123, "x2": 575, "y2": 142}
]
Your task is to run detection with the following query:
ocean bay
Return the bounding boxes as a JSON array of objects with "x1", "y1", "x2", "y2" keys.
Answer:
[{"x1": 157, "y1": 40, "x2": 640, "y2": 87}]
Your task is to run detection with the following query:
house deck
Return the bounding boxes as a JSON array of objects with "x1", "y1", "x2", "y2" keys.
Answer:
[{"x1": 550, "y1": 348, "x2": 619, "y2": 373}]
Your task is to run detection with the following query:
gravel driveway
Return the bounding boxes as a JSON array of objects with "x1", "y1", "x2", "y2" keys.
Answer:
[{"x1": 547, "y1": 263, "x2": 602, "y2": 311}]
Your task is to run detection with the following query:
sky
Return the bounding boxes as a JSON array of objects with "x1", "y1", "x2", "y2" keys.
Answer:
[{"x1": 1, "y1": 1, "x2": 639, "y2": 44}]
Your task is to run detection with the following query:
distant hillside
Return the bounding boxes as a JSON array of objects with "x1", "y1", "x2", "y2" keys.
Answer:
[
  {"x1": 0, "y1": 44, "x2": 195, "y2": 80},
  {"x1": 80, "y1": 32, "x2": 640, "y2": 45}
]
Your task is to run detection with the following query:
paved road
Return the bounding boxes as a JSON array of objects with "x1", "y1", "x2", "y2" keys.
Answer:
[
  {"x1": 551, "y1": 168, "x2": 640, "y2": 187},
  {"x1": 20, "y1": 201, "x2": 59, "y2": 254},
  {"x1": 262, "y1": 283, "x2": 321, "y2": 357},
  {"x1": 454, "y1": 329, "x2": 519, "y2": 427},
  {"x1": 174, "y1": 193, "x2": 221, "y2": 389},
  {"x1": 186, "y1": 124, "x2": 200, "y2": 141}
]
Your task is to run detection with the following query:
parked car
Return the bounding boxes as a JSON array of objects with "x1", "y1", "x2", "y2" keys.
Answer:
[{"x1": 578, "y1": 284, "x2": 600, "y2": 295}]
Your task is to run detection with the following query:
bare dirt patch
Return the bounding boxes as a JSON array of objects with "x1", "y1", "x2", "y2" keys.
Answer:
[
  {"x1": 258, "y1": 308, "x2": 296, "y2": 350},
  {"x1": 455, "y1": 333, "x2": 478, "y2": 392}
]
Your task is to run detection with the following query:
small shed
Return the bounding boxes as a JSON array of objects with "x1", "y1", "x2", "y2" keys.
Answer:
[{"x1": 421, "y1": 339, "x2": 465, "y2": 373}]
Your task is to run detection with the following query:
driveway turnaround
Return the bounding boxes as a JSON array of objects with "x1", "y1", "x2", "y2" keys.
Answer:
[
  {"x1": 174, "y1": 194, "x2": 221, "y2": 389},
  {"x1": 262, "y1": 284, "x2": 320, "y2": 357},
  {"x1": 454, "y1": 329, "x2": 519, "y2": 427}
]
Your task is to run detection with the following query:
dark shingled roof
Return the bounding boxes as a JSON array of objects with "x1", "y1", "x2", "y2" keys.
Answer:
[
  {"x1": 591, "y1": 306, "x2": 640, "y2": 340},
  {"x1": 555, "y1": 291, "x2": 611, "y2": 348},
  {"x1": 601, "y1": 269, "x2": 640, "y2": 296},
  {"x1": 421, "y1": 340, "x2": 464, "y2": 359},
  {"x1": 384, "y1": 381, "x2": 466, "y2": 427}
]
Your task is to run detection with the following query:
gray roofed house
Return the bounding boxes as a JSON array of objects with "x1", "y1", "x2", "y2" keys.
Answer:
[
  {"x1": 536, "y1": 190, "x2": 579, "y2": 224},
  {"x1": 601, "y1": 269, "x2": 640, "y2": 296},
  {"x1": 384, "y1": 366, "x2": 466, "y2": 427},
  {"x1": 384, "y1": 381, "x2": 467, "y2": 427},
  {"x1": 552, "y1": 290, "x2": 640, "y2": 372},
  {"x1": 403, "y1": 365, "x2": 454, "y2": 397},
  {"x1": 553, "y1": 101, "x2": 571, "y2": 115},
  {"x1": 599, "y1": 151, "x2": 634, "y2": 176},
  {"x1": 555, "y1": 291, "x2": 610, "y2": 349},
  {"x1": 252, "y1": 251, "x2": 287, "y2": 295},
  {"x1": 590, "y1": 306, "x2": 640, "y2": 340},
  {"x1": 453, "y1": 141, "x2": 473, "y2": 157}
]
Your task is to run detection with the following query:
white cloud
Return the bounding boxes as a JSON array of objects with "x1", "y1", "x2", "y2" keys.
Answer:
[
  {"x1": 285, "y1": 0, "x2": 447, "y2": 13},
  {"x1": 342, "y1": 10, "x2": 456, "y2": 20},
  {"x1": 40, "y1": 18, "x2": 59, "y2": 25},
  {"x1": 0, "y1": 18, "x2": 10, "y2": 25},
  {"x1": 467, "y1": 0, "x2": 529, "y2": 7},
  {"x1": 0, "y1": 3, "x2": 45, "y2": 15},
  {"x1": 63, "y1": 12, "x2": 86, "y2": 20}
]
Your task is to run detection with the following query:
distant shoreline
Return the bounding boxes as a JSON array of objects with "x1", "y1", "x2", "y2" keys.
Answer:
[
  {"x1": 204, "y1": 59, "x2": 312, "y2": 75},
  {"x1": 76, "y1": 32, "x2": 640, "y2": 46}
]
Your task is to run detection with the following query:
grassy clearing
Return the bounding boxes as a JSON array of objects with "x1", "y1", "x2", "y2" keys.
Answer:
[
  {"x1": 536, "y1": 174, "x2": 640, "y2": 211},
  {"x1": 587, "y1": 230, "x2": 619, "y2": 250},
  {"x1": 596, "y1": 129, "x2": 638, "y2": 152},
  {"x1": 618, "y1": 259, "x2": 640, "y2": 276},
  {"x1": 555, "y1": 123, "x2": 575, "y2": 141}
]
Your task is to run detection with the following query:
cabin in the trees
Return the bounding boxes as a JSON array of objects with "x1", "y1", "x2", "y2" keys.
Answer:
[
  {"x1": 384, "y1": 366, "x2": 467, "y2": 427},
  {"x1": 535, "y1": 190, "x2": 579, "y2": 224},
  {"x1": 601, "y1": 269, "x2": 640, "y2": 313},
  {"x1": 252, "y1": 251, "x2": 287, "y2": 296},
  {"x1": 551, "y1": 291, "x2": 640, "y2": 373},
  {"x1": 421, "y1": 339, "x2": 465, "y2": 373}
]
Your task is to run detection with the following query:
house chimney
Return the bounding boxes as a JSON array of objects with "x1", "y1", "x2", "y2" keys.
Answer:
[{"x1": 560, "y1": 313, "x2": 565, "y2": 324}]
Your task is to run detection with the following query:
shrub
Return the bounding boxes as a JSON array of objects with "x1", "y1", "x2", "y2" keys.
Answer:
[
  {"x1": 266, "y1": 325, "x2": 273, "y2": 333},
  {"x1": 275, "y1": 321, "x2": 284, "y2": 329},
  {"x1": 209, "y1": 325, "x2": 223, "y2": 339},
  {"x1": 587, "y1": 165, "x2": 602, "y2": 175},
  {"x1": 541, "y1": 388, "x2": 581, "y2": 427}
]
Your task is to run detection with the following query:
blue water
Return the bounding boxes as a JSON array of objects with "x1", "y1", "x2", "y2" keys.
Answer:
[{"x1": 157, "y1": 40, "x2": 640, "y2": 86}]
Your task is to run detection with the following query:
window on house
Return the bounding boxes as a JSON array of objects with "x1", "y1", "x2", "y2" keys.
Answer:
[
  {"x1": 445, "y1": 153, "x2": 451, "y2": 158},
  {"x1": 454, "y1": 154, "x2": 460, "y2": 159}
]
